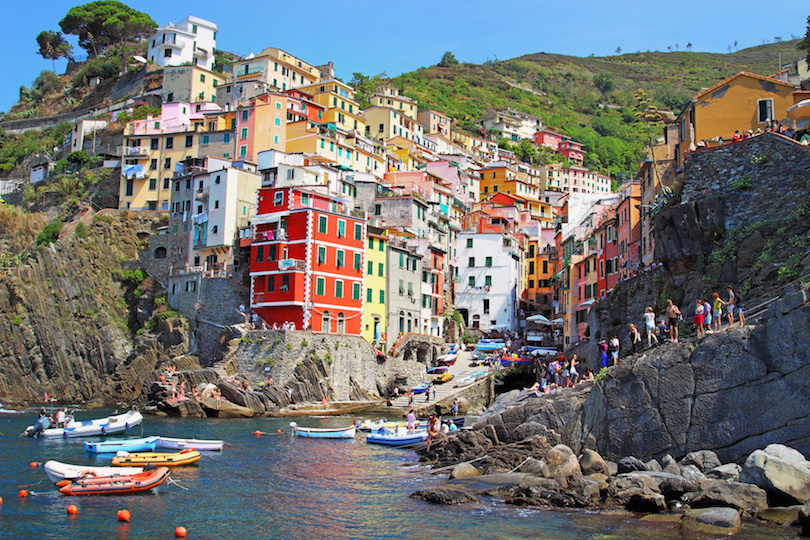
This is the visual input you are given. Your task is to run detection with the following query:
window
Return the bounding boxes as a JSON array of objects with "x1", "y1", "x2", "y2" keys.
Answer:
[
  {"x1": 337, "y1": 220, "x2": 346, "y2": 238},
  {"x1": 468, "y1": 257, "x2": 475, "y2": 267},
  {"x1": 318, "y1": 215, "x2": 327, "y2": 233},
  {"x1": 529, "y1": 279, "x2": 535, "y2": 288},
  {"x1": 280, "y1": 275, "x2": 289, "y2": 291},
  {"x1": 274, "y1": 118, "x2": 280, "y2": 126},
  {"x1": 273, "y1": 192, "x2": 283, "y2": 205},
  {"x1": 485, "y1": 276, "x2": 492, "y2": 286},
  {"x1": 483, "y1": 299, "x2": 490, "y2": 314},
  {"x1": 239, "y1": 145, "x2": 247, "y2": 157},
  {"x1": 757, "y1": 98, "x2": 774, "y2": 123},
  {"x1": 149, "y1": 178, "x2": 156, "y2": 190},
  {"x1": 185, "y1": 135, "x2": 193, "y2": 148},
  {"x1": 367, "y1": 288, "x2": 373, "y2": 302},
  {"x1": 192, "y1": 24, "x2": 197, "y2": 33},
  {"x1": 267, "y1": 276, "x2": 275, "y2": 292},
  {"x1": 336, "y1": 250, "x2": 344, "y2": 268},
  {"x1": 150, "y1": 158, "x2": 157, "y2": 170},
  {"x1": 353, "y1": 252, "x2": 361, "y2": 270},
  {"x1": 466, "y1": 238, "x2": 473, "y2": 248},
  {"x1": 353, "y1": 282, "x2": 361, "y2": 300},
  {"x1": 468, "y1": 276, "x2": 475, "y2": 287},
  {"x1": 529, "y1": 261, "x2": 535, "y2": 274},
  {"x1": 165, "y1": 137, "x2": 173, "y2": 149},
  {"x1": 164, "y1": 157, "x2": 171, "y2": 170},
  {"x1": 150, "y1": 138, "x2": 159, "y2": 150},
  {"x1": 367, "y1": 261, "x2": 373, "y2": 274},
  {"x1": 318, "y1": 246, "x2": 326, "y2": 265},
  {"x1": 379, "y1": 290, "x2": 385, "y2": 303},
  {"x1": 374, "y1": 204, "x2": 381, "y2": 215},
  {"x1": 125, "y1": 178, "x2": 133, "y2": 196},
  {"x1": 485, "y1": 256, "x2": 492, "y2": 267},
  {"x1": 354, "y1": 223, "x2": 362, "y2": 240},
  {"x1": 398, "y1": 279, "x2": 404, "y2": 295},
  {"x1": 201, "y1": 135, "x2": 209, "y2": 146},
  {"x1": 316, "y1": 277, "x2": 325, "y2": 295},
  {"x1": 241, "y1": 110, "x2": 249, "y2": 122},
  {"x1": 335, "y1": 280, "x2": 343, "y2": 298},
  {"x1": 164, "y1": 49, "x2": 172, "y2": 58},
  {"x1": 223, "y1": 133, "x2": 230, "y2": 143},
  {"x1": 301, "y1": 193, "x2": 309, "y2": 206},
  {"x1": 241, "y1": 128, "x2": 248, "y2": 139},
  {"x1": 378, "y1": 263, "x2": 384, "y2": 277},
  {"x1": 368, "y1": 237, "x2": 374, "y2": 249}
]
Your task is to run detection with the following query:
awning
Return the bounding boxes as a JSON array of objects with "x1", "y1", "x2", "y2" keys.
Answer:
[
  {"x1": 579, "y1": 299, "x2": 596, "y2": 309},
  {"x1": 527, "y1": 314, "x2": 551, "y2": 325}
]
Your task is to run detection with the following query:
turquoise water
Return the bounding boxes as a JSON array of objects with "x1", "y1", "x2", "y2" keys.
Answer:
[{"x1": 0, "y1": 410, "x2": 793, "y2": 539}]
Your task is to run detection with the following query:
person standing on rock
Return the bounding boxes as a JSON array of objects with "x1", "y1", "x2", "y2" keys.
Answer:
[
  {"x1": 735, "y1": 290, "x2": 746, "y2": 327},
  {"x1": 693, "y1": 299, "x2": 705, "y2": 339},
  {"x1": 609, "y1": 335, "x2": 620, "y2": 365},
  {"x1": 628, "y1": 324, "x2": 641, "y2": 355},
  {"x1": 644, "y1": 307, "x2": 659, "y2": 347},
  {"x1": 712, "y1": 293, "x2": 723, "y2": 333},
  {"x1": 665, "y1": 300, "x2": 681, "y2": 342},
  {"x1": 597, "y1": 340, "x2": 609, "y2": 368},
  {"x1": 724, "y1": 286, "x2": 737, "y2": 328}
]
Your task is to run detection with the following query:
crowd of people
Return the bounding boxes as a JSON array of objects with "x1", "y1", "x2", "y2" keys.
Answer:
[{"x1": 523, "y1": 353, "x2": 595, "y2": 396}]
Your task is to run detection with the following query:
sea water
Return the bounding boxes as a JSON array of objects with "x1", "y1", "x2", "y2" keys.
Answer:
[{"x1": 0, "y1": 410, "x2": 794, "y2": 539}]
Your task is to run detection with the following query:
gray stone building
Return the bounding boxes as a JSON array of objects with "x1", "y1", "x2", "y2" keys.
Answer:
[{"x1": 387, "y1": 241, "x2": 422, "y2": 339}]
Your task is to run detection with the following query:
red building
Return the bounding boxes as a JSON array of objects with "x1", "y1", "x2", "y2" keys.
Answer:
[
  {"x1": 250, "y1": 187, "x2": 365, "y2": 334},
  {"x1": 533, "y1": 129, "x2": 585, "y2": 166}
]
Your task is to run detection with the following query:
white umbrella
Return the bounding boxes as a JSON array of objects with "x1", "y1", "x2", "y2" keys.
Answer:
[
  {"x1": 550, "y1": 318, "x2": 565, "y2": 327},
  {"x1": 527, "y1": 314, "x2": 551, "y2": 325}
]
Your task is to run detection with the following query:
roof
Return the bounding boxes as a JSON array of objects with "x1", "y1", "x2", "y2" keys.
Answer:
[{"x1": 693, "y1": 71, "x2": 793, "y2": 101}]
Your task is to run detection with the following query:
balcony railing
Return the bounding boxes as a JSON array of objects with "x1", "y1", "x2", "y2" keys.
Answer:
[
  {"x1": 117, "y1": 146, "x2": 149, "y2": 157},
  {"x1": 195, "y1": 187, "x2": 209, "y2": 200}
]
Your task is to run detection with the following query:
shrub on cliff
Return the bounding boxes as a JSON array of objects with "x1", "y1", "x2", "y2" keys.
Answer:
[{"x1": 35, "y1": 220, "x2": 63, "y2": 247}]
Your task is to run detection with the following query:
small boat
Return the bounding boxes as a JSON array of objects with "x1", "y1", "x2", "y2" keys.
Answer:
[
  {"x1": 24, "y1": 409, "x2": 143, "y2": 439},
  {"x1": 289, "y1": 422, "x2": 356, "y2": 439},
  {"x1": 454, "y1": 371, "x2": 487, "y2": 387},
  {"x1": 356, "y1": 418, "x2": 421, "y2": 433},
  {"x1": 500, "y1": 356, "x2": 535, "y2": 368},
  {"x1": 366, "y1": 427, "x2": 428, "y2": 447},
  {"x1": 85, "y1": 436, "x2": 158, "y2": 453},
  {"x1": 112, "y1": 449, "x2": 201, "y2": 467},
  {"x1": 155, "y1": 436, "x2": 224, "y2": 451},
  {"x1": 436, "y1": 353, "x2": 457, "y2": 366},
  {"x1": 43, "y1": 460, "x2": 144, "y2": 483},
  {"x1": 58, "y1": 466, "x2": 170, "y2": 496},
  {"x1": 411, "y1": 383, "x2": 431, "y2": 395}
]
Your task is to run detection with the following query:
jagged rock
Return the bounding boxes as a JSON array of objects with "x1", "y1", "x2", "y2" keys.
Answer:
[
  {"x1": 687, "y1": 481, "x2": 768, "y2": 515},
  {"x1": 610, "y1": 487, "x2": 667, "y2": 512},
  {"x1": 757, "y1": 505, "x2": 803, "y2": 525},
  {"x1": 618, "y1": 456, "x2": 647, "y2": 473},
  {"x1": 605, "y1": 460, "x2": 618, "y2": 476},
  {"x1": 740, "y1": 444, "x2": 810, "y2": 504},
  {"x1": 589, "y1": 473, "x2": 610, "y2": 492},
  {"x1": 580, "y1": 449, "x2": 609, "y2": 475},
  {"x1": 517, "y1": 457, "x2": 548, "y2": 477},
  {"x1": 668, "y1": 500, "x2": 690, "y2": 513},
  {"x1": 409, "y1": 488, "x2": 478, "y2": 505},
  {"x1": 680, "y1": 450, "x2": 721, "y2": 473},
  {"x1": 657, "y1": 475, "x2": 700, "y2": 499},
  {"x1": 680, "y1": 464, "x2": 706, "y2": 481},
  {"x1": 510, "y1": 421, "x2": 551, "y2": 443},
  {"x1": 681, "y1": 507, "x2": 742, "y2": 536},
  {"x1": 661, "y1": 454, "x2": 681, "y2": 475},
  {"x1": 706, "y1": 463, "x2": 742, "y2": 482},
  {"x1": 608, "y1": 472, "x2": 661, "y2": 496},
  {"x1": 501, "y1": 484, "x2": 593, "y2": 508},
  {"x1": 645, "y1": 459, "x2": 663, "y2": 472},
  {"x1": 545, "y1": 444, "x2": 581, "y2": 478},
  {"x1": 449, "y1": 463, "x2": 482, "y2": 480},
  {"x1": 799, "y1": 501, "x2": 810, "y2": 534},
  {"x1": 568, "y1": 475, "x2": 602, "y2": 500}
]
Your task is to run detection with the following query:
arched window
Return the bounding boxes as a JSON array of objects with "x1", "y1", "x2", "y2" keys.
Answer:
[
  {"x1": 322, "y1": 311, "x2": 331, "y2": 334},
  {"x1": 399, "y1": 311, "x2": 404, "y2": 334},
  {"x1": 337, "y1": 312, "x2": 345, "y2": 334},
  {"x1": 154, "y1": 246, "x2": 167, "y2": 259}
]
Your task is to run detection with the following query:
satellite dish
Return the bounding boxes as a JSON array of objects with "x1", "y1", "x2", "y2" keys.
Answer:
[{"x1": 133, "y1": 55, "x2": 147, "y2": 64}]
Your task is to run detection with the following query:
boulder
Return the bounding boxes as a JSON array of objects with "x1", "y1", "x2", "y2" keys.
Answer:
[
  {"x1": 605, "y1": 460, "x2": 618, "y2": 476},
  {"x1": 661, "y1": 454, "x2": 681, "y2": 475},
  {"x1": 569, "y1": 475, "x2": 602, "y2": 500},
  {"x1": 645, "y1": 459, "x2": 663, "y2": 473},
  {"x1": 680, "y1": 464, "x2": 706, "y2": 481},
  {"x1": 757, "y1": 505, "x2": 803, "y2": 525},
  {"x1": 706, "y1": 463, "x2": 742, "y2": 482},
  {"x1": 449, "y1": 462, "x2": 482, "y2": 480},
  {"x1": 410, "y1": 488, "x2": 478, "y2": 505},
  {"x1": 580, "y1": 449, "x2": 609, "y2": 475},
  {"x1": 680, "y1": 450, "x2": 721, "y2": 473},
  {"x1": 608, "y1": 472, "x2": 661, "y2": 495},
  {"x1": 545, "y1": 444, "x2": 581, "y2": 478},
  {"x1": 658, "y1": 475, "x2": 700, "y2": 499},
  {"x1": 740, "y1": 444, "x2": 810, "y2": 504},
  {"x1": 517, "y1": 457, "x2": 549, "y2": 477},
  {"x1": 589, "y1": 473, "x2": 610, "y2": 492},
  {"x1": 510, "y1": 421, "x2": 552, "y2": 443},
  {"x1": 688, "y1": 481, "x2": 768, "y2": 515},
  {"x1": 501, "y1": 484, "x2": 593, "y2": 509},
  {"x1": 798, "y1": 501, "x2": 810, "y2": 534},
  {"x1": 618, "y1": 456, "x2": 647, "y2": 473},
  {"x1": 681, "y1": 507, "x2": 742, "y2": 536},
  {"x1": 611, "y1": 487, "x2": 667, "y2": 512}
]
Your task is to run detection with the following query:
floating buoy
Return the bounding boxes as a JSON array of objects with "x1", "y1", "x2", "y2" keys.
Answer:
[
  {"x1": 117, "y1": 509, "x2": 131, "y2": 522},
  {"x1": 253, "y1": 430, "x2": 262, "y2": 436},
  {"x1": 18, "y1": 490, "x2": 28, "y2": 498},
  {"x1": 29, "y1": 462, "x2": 38, "y2": 468},
  {"x1": 276, "y1": 429, "x2": 282, "y2": 434},
  {"x1": 67, "y1": 505, "x2": 78, "y2": 515},
  {"x1": 175, "y1": 526, "x2": 187, "y2": 537},
  {"x1": 0, "y1": 496, "x2": 4, "y2": 505}
]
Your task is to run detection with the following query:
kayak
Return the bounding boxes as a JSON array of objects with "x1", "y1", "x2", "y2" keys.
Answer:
[
  {"x1": 290, "y1": 423, "x2": 356, "y2": 439},
  {"x1": 58, "y1": 466, "x2": 170, "y2": 496},
  {"x1": 84, "y1": 436, "x2": 158, "y2": 453},
  {"x1": 155, "y1": 436, "x2": 224, "y2": 451},
  {"x1": 112, "y1": 450, "x2": 201, "y2": 467},
  {"x1": 43, "y1": 460, "x2": 144, "y2": 483},
  {"x1": 24, "y1": 409, "x2": 143, "y2": 439}
]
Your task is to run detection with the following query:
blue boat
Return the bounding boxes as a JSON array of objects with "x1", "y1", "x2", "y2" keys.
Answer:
[
  {"x1": 366, "y1": 428, "x2": 428, "y2": 447},
  {"x1": 84, "y1": 436, "x2": 158, "y2": 453},
  {"x1": 412, "y1": 383, "x2": 431, "y2": 394}
]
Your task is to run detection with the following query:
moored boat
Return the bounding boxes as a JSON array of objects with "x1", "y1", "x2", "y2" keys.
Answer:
[
  {"x1": 365, "y1": 428, "x2": 428, "y2": 447},
  {"x1": 155, "y1": 436, "x2": 224, "y2": 451},
  {"x1": 24, "y1": 409, "x2": 143, "y2": 439},
  {"x1": 356, "y1": 418, "x2": 422, "y2": 433},
  {"x1": 58, "y1": 466, "x2": 170, "y2": 496},
  {"x1": 289, "y1": 422, "x2": 356, "y2": 439},
  {"x1": 411, "y1": 383, "x2": 431, "y2": 394},
  {"x1": 43, "y1": 460, "x2": 144, "y2": 483},
  {"x1": 84, "y1": 436, "x2": 158, "y2": 453},
  {"x1": 112, "y1": 449, "x2": 201, "y2": 467}
]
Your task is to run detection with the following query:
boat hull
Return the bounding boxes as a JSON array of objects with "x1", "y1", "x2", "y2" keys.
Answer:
[
  {"x1": 112, "y1": 450, "x2": 201, "y2": 467},
  {"x1": 26, "y1": 410, "x2": 143, "y2": 439},
  {"x1": 155, "y1": 436, "x2": 224, "y2": 451},
  {"x1": 293, "y1": 426, "x2": 356, "y2": 439},
  {"x1": 58, "y1": 467, "x2": 170, "y2": 496},
  {"x1": 44, "y1": 460, "x2": 143, "y2": 483},
  {"x1": 366, "y1": 430, "x2": 428, "y2": 446},
  {"x1": 84, "y1": 436, "x2": 158, "y2": 453}
]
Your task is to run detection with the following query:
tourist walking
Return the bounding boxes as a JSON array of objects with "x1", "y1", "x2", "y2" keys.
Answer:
[
  {"x1": 724, "y1": 286, "x2": 737, "y2": 327},
  {"x1": 644, "y1": 307, "x2": 659, "y2": 347},
  {"x1": 406, "y1": 410, "x2": 416, "y2": 433},
  {"x1": 693, "y1": 299, "x2": 705, "y2": 339},
  {"x1": 665, "y1": 299, "x2": 681, "y2": 342}
]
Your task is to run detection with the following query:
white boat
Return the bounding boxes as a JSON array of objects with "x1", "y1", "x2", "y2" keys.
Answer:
[
  {"x1": 155, "y1": 436, "x2": 224, "y2": 451},
  {"x1": 43, "y1": 460, "x2": 144, "y2": 483},
  {"x1": 289, "y1": 422, "x2": 356, "y2": 439},
  {"x1": 24, "y1": 409, "x2": 143, "y2": 439},
  {"x1": 366, "y1": 427, "x2": 428, "y2": 447}
]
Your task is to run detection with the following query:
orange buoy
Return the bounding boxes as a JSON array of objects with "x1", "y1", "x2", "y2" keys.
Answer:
[
  {"x1": 175, "y1": 526, "x2": 187, "y2": 537},
  {"x1": 253, "y1": 430, "x2": 262, "y2": 436},
  {"x1": 117, "y1": 509, "x2": 131, "y2": 522},
  {"x1": 67, "y1": 505, "x2": 78, "y2": 515},
  {"x1": 29, "y1": 462, "x2": 38, "y2": 468},
  {"x1": 276, "y1": 429, "x2": 282, "y2": 434},
  {"x1": 0, "y1": 495, "x2": 4, "y2": 505},
  {"x1": 18, "y1": 490, "x2": 28, "y2": 498}
]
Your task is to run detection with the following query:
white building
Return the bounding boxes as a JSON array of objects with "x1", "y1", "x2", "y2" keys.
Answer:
[
  {"x1": 147, "y1": 16, "x2": 218, "y2": 71},
  {"x1": 455, "y1": 232, "x2": 521, "y2": 333},
  {"x1": 479, "y1": 108, "x2": 543, "y2": 143}
]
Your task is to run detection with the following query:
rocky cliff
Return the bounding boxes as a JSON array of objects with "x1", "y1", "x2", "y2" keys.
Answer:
[{"x1": 470, "y1": 289, "x2": 810, "y2": 465}]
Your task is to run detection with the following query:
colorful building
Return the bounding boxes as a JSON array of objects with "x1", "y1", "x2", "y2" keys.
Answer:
[
  {"x1": 363, "y1": 226, "x2": 388, "y2": 347},
  {"x1": 369, "y1": 85, "x2": 418, "y2": 120},
  {"x1": 250, "y1": 187, "x2": 365, "y2": 334},
  {"x1": 231, "y1": 47, "x2": 321, "y2": 93},
  {"x1": 235, "y1": 93, "x2": 289, "y2": 160},
  {"x1": 147, "y1": 15, "x2": 218, "y2": 71},
  {"x1": 162, "y1": 65, "x2": 226, "y2": 104}
]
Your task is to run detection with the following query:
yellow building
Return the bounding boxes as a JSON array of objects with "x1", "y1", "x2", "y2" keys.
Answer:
[
  {"x1": 285, "y1": 120, "x2": 384, "y2": 176},
  {"x1": 368, "y1": 85, "x2": 418, "y2": 120},
  {"x1": 675, "y1": 71, "x2": 795, "y2": 170},
  {"x1": 450, "y1": 128, "x2": 470, "y2": 150},
  {"x1": 364, "y1": 226, "x2": 389, "y2": 347},
  {"x1": 296, "y1": 80, "x2": 365, "y2": 133},
  {"x1": 478, "y1": 163, "x2": 541, "y2": 201},
  {"x1": 363, "y1": 106, "x2": 424, "y2": 143},
  {"x1": 162, "y1": 65, "x2": 226, "y2": 104},
  {"x1": 230, "y1": 47, "x2": 321, "y2": 91}
]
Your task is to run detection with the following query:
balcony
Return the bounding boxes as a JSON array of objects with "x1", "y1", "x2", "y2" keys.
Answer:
[
  {"x1": 195, "y1": 187, "x2": 210, "y2": 200},
  {"x1": 117, "y1": 146, "x2": 150, "y2": 158}
]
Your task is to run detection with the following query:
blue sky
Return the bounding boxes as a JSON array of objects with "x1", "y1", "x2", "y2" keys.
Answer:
[{"x1": 2, "y1": 0, "x2": 808, "y2": 114}]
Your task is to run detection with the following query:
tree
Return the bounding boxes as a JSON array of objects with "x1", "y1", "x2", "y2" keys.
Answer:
[
  {"x1": 514, "y1": 139, "x2": 538, "y2": 165},
  {"x1": 615, "y1": 46, "x2": 622, "y2": 55},
  {"x1": 798, "y1": 16, "x2": 810, "y2": 64},
  {"x1": 36, "y1": 31, "x2": 74, "y2": 69},
  {"x1": 349, "y1": 72, "x2": 389, "y2": 109},
  {"x1": 633, "y1": 88, "x2": 664, "y2": 192},
  {"x1": 593, "y1": 73, "x2": 615, "y2": 94},
  {"x1": 60, "y1": 1, "x2": 156, "y2": 66},
  {"x1": 438, "y1": 51, "x2": 459, "y2": 67},
  {"x1": 686, "y1": 42, "x2": 693, "y2": 51}
]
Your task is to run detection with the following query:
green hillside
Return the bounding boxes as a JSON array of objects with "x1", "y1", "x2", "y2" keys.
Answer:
[{"x1": 391, "y1": 40, "x2": 803, "y2": 178}]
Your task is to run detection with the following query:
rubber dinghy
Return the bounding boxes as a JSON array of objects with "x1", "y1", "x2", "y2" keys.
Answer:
[
  {"x1": 44, "y1": 460, "x2": 144, "y2": 483},
  {"x1": 58, "y1": 466, "x2": 170, "y2": 496},
  {"x1": 112, "y1": 449, "x2": 201, "y2": 467}
]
